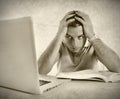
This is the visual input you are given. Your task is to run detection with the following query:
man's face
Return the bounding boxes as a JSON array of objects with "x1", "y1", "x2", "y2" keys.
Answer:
[{"x1": 63, "y1": 26, "x2": 86, "y2": 53}]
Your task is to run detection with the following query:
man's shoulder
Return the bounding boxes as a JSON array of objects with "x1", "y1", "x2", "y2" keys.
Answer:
[{"x1": 84, "y1": 44, "x2": 96, "y2": 57}]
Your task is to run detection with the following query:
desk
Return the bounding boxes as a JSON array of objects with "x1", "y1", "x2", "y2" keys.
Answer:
[{"x1": 0, "y1": 81, "x2": 120, "y2": 99}]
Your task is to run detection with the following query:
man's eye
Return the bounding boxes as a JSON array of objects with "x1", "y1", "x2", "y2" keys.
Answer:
[
  {"x1": 68, "y1": 36, "x2": 72, "y2": 39},
  {"x1": 66, "y1": 35, "x2": 72, "y2": 39},
  {"x1": 78, "y1": 35, "x2": 84, "y2": 39}
]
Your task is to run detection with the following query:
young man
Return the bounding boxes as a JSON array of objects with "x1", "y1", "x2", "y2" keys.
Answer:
[{"x1": 38, "y1": 10, "x2": 120, "y2": 75}]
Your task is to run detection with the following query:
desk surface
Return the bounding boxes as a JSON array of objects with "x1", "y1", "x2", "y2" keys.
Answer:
[{"x1": 0, "y1": 81, "x2": 120, "y2": 99}]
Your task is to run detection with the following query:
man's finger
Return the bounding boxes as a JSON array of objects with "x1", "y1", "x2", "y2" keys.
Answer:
[
  {"x1": 63, "y1": 14, "x2": 75, "y2": 21},
  {"x1": 65, "y1": 11, "x2": 76, "y2": 16},
  {"x1": 75, "y1": 16, "x2": 85, "y2": 25},
  {"x1": 75, "y1": 14, "x2": 85, "y2": 21},
  {"x1": 75, "y1": 11, "x2": 89, "y2": 20},
  {"x1": 66, "y1": 16, "x2": 75, "y2": 21},
  {"x1": 66, "y1": 18, "x2": 75, "y2": 25}
]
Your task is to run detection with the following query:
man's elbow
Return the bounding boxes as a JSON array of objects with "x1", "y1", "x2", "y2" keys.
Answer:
[
  {"x1": 38, "y1": 62, "x2": 51, "y2": 75},
  {"x1": 39, "y1": 67, "x2": 49, "y2": 75}
]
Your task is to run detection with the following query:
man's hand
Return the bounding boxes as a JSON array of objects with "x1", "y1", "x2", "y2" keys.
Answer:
[
  {"x1": 75, "y1": 11, "x2": 95, "y2": 40},
  {"x1": 57, "y1": 11, "x2": 75, "y2": 38}
]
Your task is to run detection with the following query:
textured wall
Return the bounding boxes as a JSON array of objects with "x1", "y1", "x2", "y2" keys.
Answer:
[{"x1": 0, "y1": 0, "x2": 120, "y2": 59}]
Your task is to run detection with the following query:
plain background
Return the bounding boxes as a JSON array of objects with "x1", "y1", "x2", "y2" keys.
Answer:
[{"x1": 0, "y1": 0, "x2": 120, "y2": 60}]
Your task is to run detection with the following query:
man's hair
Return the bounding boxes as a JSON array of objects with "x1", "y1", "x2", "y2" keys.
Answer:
[
  {"x1": 68, "y1": 19, "x2": 83, "y2": 27},
  {"x1": 67, "y1": 19, "x2": 85, "y2": 36}
]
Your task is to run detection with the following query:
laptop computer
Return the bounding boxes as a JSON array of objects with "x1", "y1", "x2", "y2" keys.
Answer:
[{"x1": 0, "y1": 16, "x2": 69, "y2": 94}]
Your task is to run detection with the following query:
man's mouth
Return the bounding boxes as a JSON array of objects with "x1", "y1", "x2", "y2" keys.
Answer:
[{"x1": 71, "y1": 47, "x2": 80, "y2": 52}]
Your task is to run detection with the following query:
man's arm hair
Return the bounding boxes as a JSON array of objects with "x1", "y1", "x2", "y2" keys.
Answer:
[
  {"x1": 38, "y1": 35, "x2": 62, "y2": 74},
  {"x1": 91, "y1": 38, "x2": 120, "y2": 73}
]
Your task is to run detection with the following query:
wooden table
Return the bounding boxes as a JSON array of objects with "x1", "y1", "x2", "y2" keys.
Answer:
[{"x1": 0, "y1": 81, "x2": 120, "y2": 99}]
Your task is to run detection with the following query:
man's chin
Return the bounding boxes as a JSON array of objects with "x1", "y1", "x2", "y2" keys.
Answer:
[{"x1": 70, "y1": 48, "x2": 81, "y2": 53}]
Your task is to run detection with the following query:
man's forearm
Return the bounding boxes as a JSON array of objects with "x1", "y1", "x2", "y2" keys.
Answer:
[
  {"x1": 91, "y1": 38, "x2": 120, "y2": 72},
  {"x1": 38, "y1": 33, "x2": 63, "y2": 74}
]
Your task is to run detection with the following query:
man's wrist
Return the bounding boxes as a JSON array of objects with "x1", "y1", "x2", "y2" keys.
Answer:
[{"x1": 89, "y1": 35, "x2": 99, "y2": 42}]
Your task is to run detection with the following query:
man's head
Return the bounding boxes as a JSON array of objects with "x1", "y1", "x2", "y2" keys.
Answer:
[{"x1": 63, "y1": 13, "x2": 86, "y2": 53}]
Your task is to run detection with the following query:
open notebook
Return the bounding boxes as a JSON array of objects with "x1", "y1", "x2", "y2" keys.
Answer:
[
  {"x1": 0, "y1": 16, "x2": 69, "y2": 94},
  {"x1": 56, "y1": 70, "x2": 120, "y2": 83}
]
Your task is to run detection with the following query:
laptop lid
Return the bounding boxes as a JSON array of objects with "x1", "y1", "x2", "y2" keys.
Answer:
[{"x1": 0, "y1": 17, "x2": 40, "y2": 94}]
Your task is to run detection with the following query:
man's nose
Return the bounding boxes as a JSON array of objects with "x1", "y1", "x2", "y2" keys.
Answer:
[{"x1": 72, "y1": 38, "x2": 79, "y2": 48}]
